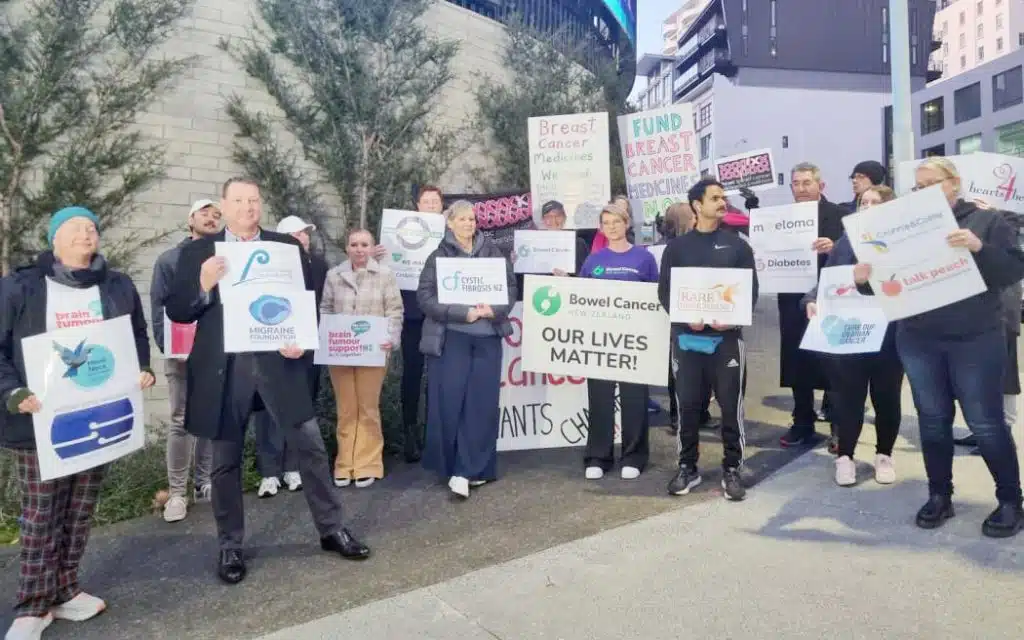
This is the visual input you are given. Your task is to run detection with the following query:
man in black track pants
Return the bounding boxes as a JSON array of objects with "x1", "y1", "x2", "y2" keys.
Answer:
[{"x1": 658, "y1": 178, "x2": 758, "y2": 501}]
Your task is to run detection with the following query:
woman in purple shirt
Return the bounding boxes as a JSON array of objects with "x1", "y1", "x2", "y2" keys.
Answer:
[{"x1": 579, "y1": 202, "x2": 659, "y2": 481}]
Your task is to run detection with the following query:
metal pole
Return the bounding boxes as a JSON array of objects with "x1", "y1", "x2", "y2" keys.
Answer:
[{"x1": 889, "y1": 0, "x2": 915, "y2": 193}]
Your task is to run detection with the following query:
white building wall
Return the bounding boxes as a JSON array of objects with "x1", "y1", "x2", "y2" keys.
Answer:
[{"x1": 931, "y1": 0, "x2": 1024, "y2": 81}]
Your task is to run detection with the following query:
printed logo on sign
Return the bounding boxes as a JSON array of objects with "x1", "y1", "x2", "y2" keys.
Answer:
[
  {"x1": 391, "y1": 216, "x2": 441, "y2": 250},
  {"x1": 234, "y1": 249, "x2": 296, "y2": 287},
  {"x1": 858, "y1": 212, "x2": 943, "y2": 252},
  {"x1": 351, "y1": 320, "x2": 371, "y2": 335},
  {"x1": 249, "y1": 295, "x2": 292, "y2": 325},
  {"x1": 532, "y1": 286, "x2": 562, "y2": 316},
  {"x1": 859, "y1": 233, "x2": 889, "y2": 254},
  {"x1": 50, "y1": 397, "x2": 135, "y2": 460},
  {"x1": 824, "y1": 282, "x2": 859, "y2": 299},
  {"x1": 676, "y1": 283, "x2": 739, "y2": 314},
  {"x1": 968, "y1": 164, "x2": 1024, "y2": 206},
  {"x1": 517, "y1": 245, "x2": 531, "y2": 258},
  {"x1": 442, "y1": 271, "x2": 502, "y2": 294},
  {"x1": 821, "y1": 315, "x2": 879, "y2": 347},
  {"x1": 880, "y1": 274, "x2": 903, "y2": 297},
  {"x1": 52, "y1": 339, "x2": 115, "y2": 389}
]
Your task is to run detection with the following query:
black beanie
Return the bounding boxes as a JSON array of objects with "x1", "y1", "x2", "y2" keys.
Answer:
[{"x1": 850, "y1": 160, "x2": 887, "y2": 185}]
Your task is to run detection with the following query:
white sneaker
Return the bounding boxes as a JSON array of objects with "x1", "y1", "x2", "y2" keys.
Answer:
[
  {"x1": 51, "y1": 592, "x2": 106, "y2": 622},
  {"x1": 354, "y1": 477, "x2": 375, "y2": 488},
  {"x1": 448, "y1": 476, "x2": 470, "y2": 498},
  {"x1": 621, "y1": 466, "x2": 641, "y2": 480},
  {"x1": 333, "y1": 477, "x2": 351, "y2": 488},
  {"x1": 283, "y1": 471, "x2": 303, "y2": 492},
  {"x1": 193, "y1": 483, "x2": 212, "y2": 504},
  {"x1": 5, "y1": 613, "x2": 52, "y2": 640},
  {"x1": 163, "y1": 495, "x2": 187, "y2": 523},
  {"x1": 584, "y1": 466, "x2": 604, "y2": 480},
  {"x1": 469, "y1": 480, "x2": 488, "y2": 487},
  {"x1": 835, "y1": 456, "x2": 856, "y2": 487},
  {"x1": 257, "y1": 477, "x2": 280, "y2": 498},
  {"x1": 874, "y1": 454, "x2": 896, "y2": 484}
]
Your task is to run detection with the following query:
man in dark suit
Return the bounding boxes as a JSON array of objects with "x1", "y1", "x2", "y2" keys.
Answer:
[
  {"x1": 166, "y1": 177, "x2": 370, "y2": 585},
  {"x1": 776, "y1": 162, "x2": 848, "y2": 447}
]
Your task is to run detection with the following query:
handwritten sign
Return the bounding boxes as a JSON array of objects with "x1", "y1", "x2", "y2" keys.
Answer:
[
  {"x1": 618, "y1": 105, "x2": 699, "y2": 223},
  {"x1": 528, "y1": 112, "x2": 610, "y2": 229}
]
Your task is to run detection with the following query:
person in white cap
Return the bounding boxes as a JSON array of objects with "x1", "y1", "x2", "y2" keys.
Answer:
[
  {"x1": 150, "y1": 199, "x2": 221, "y2": 523},
  {"x1": 251, "y1": 215, "x2": 330, "y2": 498}
]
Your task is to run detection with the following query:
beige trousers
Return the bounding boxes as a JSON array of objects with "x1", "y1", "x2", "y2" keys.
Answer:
[{"x1": 329, "y1": 366, "x2": 387, "y2": 479}]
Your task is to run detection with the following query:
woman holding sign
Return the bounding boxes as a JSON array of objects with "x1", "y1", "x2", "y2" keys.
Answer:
[
  {"x1": 0, "y1": 206, "x2": 155, "y2": 639},
  {"x1": 579, "y1": 201, "x2": 659, "y2": 481},
  {"x1": 855, "y1": 157, "x2": 1024, "y2": 537},
  {"x1": 417, "y1": 200, "x2": 516, "y2": 499},
  {"x1": 322, "y1": 229, "x2": 404, "y2": 488},
  {"x1": 802, "y1": 186, "x2": 904, "y2": 487}
]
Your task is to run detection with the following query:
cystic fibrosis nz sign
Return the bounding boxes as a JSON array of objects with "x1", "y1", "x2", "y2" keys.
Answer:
[
  {"x1": 528, "y1": 112, "x2": 610, "y2": 229},
  {"x1": 435, "y1": 257, "x2": 509, "y2": 306},
  {"x1": 520, "y1": 275, "x2": 670, "y2": 386},
  {"x1": 22, "y1": 316, "x2": 145, "y2": 481},
  {"x1": 618, "y1": 104, "x2": 699, "y2": 223}
]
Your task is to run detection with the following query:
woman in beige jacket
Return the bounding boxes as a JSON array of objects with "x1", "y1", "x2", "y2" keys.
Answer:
[{"x1": 321, "y1": 229, "x2": 404, "y2": 487}]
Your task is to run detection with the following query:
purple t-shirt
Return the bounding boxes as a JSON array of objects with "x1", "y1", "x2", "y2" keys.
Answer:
[{"x1": 581, "y1": 246, "x2": 659, "y2": 283}]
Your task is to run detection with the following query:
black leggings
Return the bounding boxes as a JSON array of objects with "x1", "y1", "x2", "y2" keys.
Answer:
[{"x1": 831, "y1": 352, "x2": 904, "y2": 458}]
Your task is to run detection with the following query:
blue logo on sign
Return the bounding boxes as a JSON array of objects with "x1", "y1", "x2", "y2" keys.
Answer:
[
  {"x1": 236, "y1": 249, "x2": 271, "y2": 285},
  {"x1": 52, "y1": 339, "x2": 115, "y2": 388},
  {"x1": 249, "y1": 295, "x2": 292, "y2": 325},
  {"x1": 51, "y1": 397, "x2": 135, "y2": 459},
  {"x1": 821, "y1": 314, "x2": 877, "y2": 347}
]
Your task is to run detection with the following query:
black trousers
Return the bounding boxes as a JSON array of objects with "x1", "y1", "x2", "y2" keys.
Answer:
[
  {"x1": 400, "y1": 319, "x2": 426, "y2": 452},
  {"x1": 831, "y1": 352, "x2": 904, "y2": 458},
  {"x1": 674, "y1": 333, "x2": 746, "y2": 470},
  {"x1": 585, "y1": 379, "x2": 649, "y2": 471}
]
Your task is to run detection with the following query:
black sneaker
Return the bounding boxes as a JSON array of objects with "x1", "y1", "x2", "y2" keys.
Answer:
[
  {"x1": 981, "y1": 502, "x2": 1024, "y2": 538},
  {"x1": 915, "y1": 494, "x2": 954, "y2": 529},
  {"x1": 667, "y1": 465, "x2": 702, "y2": 496},
  {"x1": 779, "y1": 426, "x2": 814, "y2": 448},
  {"x1": 722, "y1": 468, "x2": 746, "y2": 501}
]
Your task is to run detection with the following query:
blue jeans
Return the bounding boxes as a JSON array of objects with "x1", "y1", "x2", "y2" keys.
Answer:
[{"x1": 897, "y1": 328, "x2": 1022, "y2": 504}]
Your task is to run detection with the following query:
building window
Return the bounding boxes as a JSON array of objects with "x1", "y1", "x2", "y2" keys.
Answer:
[
  {"x1": 698, "y1": 103, "x2": 712, "y2": 129},
  {"x1": 782, "y1": 135, "x2": 789, "y2": 149},
  {"x1": 993, "y1": 65, "x2": 1024, "y2": 111},
  {"x1": 961, "y1": 54, "x2": 967, "y2": 69},
  {"x1": 1019, "y1": 32, "x2": 1024, "y2": 46},
  {"x1": 954, "y1": 82, "x2": 982, "y2": 123},
  {"x1": 956, "y1": 133, "x2": 983, "y2": 155},
  {"x1": 911, "y1": 8, "x2": 918, "y2": 65},
  {"x1": 921, "y1": 97, "x2": 944, "y2": 135},
  {"x1": 997, "y1": 14, "x2": 1004, "y2": 29},
  {"x1": 882, "y1": 7, "x2": 889, "y2": 62},
  {"x1": 960, "y1": 33, "x2": 966, "y2": 49},
  {"x1": 700, "y1": 133, "x2": 712, "y2": 160},
  {"x1": 997, "y1": 121, "x2": 1024, "y2": 156},
  {"x1": 979, "y1": 46, "x2": 985, "y2": 62},
  {"x1": 921, "y1": 143, "x2": 946, "y2": 158},
  {"x1": 977, "y1": 1, "x2": 983, "y2": 15},
  {"x1": 998, "y1": 37, "x2": 1005, "y2": 52},
  {"x1": 943, "y1": 42, "x2": 948, "y2": 56},
  {"x1": 770, "y1": 0, "x2": 777, "y2": 57},
  {"x1": 978, "y1": 24, "x2": 983, "y2": 39},
  {"x1": 960, "y1": 11, "x2": 965, "y2": 26}
]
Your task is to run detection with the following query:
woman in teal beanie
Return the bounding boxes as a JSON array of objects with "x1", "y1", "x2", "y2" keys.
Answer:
[{"x1": 0, "y1": 205, "x2": 155, "y2": 639}]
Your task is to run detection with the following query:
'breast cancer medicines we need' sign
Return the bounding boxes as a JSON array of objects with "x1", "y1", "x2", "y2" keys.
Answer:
[
  {"x1": 528, "y1": 112, "x2": 610, "y2": 229},
  {"x1": 435, "y1": 257, "x2": 509, "y2": 306}
]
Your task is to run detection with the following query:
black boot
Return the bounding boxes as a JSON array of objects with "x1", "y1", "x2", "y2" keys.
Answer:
[
  {"x1": 982, "y1": 502, "x2": 1024, "y2": 538},
  {"x1": 218, "y1": 549, "x2": 246, "y2": 585},
  {"x1": 915, "y1": 494, "x2": 954, "y2": 529}
]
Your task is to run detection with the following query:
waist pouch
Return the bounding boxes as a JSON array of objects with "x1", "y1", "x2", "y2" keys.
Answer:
[{"x1": 677, "y1": 334, "x2": 723, "y2": 354}]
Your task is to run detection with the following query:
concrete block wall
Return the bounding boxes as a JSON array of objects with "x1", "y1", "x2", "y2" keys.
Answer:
[{"x1": 13, "y1": 0, "x2": 514, "y2": 425}]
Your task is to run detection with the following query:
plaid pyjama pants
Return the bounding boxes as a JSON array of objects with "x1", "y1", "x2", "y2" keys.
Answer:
[{"x1": 12, "y1": 450, "x2": 105, "y2": 617}]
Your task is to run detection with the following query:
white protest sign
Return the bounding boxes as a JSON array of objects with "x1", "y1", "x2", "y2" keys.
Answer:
[
  {"x1": 435, "y1": 257, "x2": 509, "y2": 305},
  {"x1": 215, "y1": 241, "x2": 305, "y2": 290},
  {"x1": 528, "y1": 112, "x2": 610, "y2": 229},
  {"x1": 513, "y1": 230, "x2": 576, "y2": 274},
  {"x1": 842, "y1": 185, "x2": 987, "y2": 321},
  {"x1": 22, "y1": 315, "x2": 145, "y2": 481},
  {"x1": 749, "y1": 201, "x2": 818, "y2": 294},
  {"x1": 669, "y1": 267, "x2": 754, "y2": 326},
  {"x1": 618, "y1": 105, "x2": 700, "y2": 223},
  {"x1": 800, "y1": 266, "x2": 889, "y2": 355},
  {"x1": 715, "y1": 148, "x2": 777, "y2": 195},
  {"x1": 314, "y1": 314, "x2": 388, "y2": 367},
  {"x1": 379, "y1": 209, "x2": 446, "y2": 290},
  {"x1": 220, "y1": 287, "x2": 319, "y2": 353},
  {"x1": 520, "y1": 275, "x2": 669, "y2": 386},
  {"x1": 163, "y1": 312, "x2": 195, "y2": 360},
  {"x1": 897, "y1": 152, "x2": 1024, "y2": 213}
]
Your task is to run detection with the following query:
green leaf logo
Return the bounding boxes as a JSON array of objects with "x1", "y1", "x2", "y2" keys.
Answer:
[
  {"x1": 593, "y1": 265, "x2": 605, "y2": 276},
  {"x1": 531, "y1": 285, "x2": 562, "y2": 316},
  {"x1": 391, "y1": 252, "x2": 403, "y2": 262}
]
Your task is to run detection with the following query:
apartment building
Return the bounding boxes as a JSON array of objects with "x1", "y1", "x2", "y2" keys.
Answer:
[{"x1": 929, "y1": 0, "x2": 1024, "y2": 81}]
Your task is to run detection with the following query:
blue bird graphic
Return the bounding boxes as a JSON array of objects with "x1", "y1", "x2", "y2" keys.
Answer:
[{"x1": 53, "y1": 339, "x2": 94, "y2": 378}]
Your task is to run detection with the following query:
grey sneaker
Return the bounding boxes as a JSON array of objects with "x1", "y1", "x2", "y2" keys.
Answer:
[
  {"x1": 194, "y1": 483, "x2": 212, "y2": 504},
  {"x1": 722, "y1": 468, "x2": 746, "y2": 501}
]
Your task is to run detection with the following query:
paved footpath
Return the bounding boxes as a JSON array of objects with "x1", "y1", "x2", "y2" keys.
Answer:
[{"x1": 259, "y1": 420, "x2": 1024, "y2": 640}]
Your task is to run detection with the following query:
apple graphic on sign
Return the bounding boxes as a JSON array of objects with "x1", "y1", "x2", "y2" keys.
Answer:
[{"x1": 881, "y1": 274, "x2": 902, "y2": 297}]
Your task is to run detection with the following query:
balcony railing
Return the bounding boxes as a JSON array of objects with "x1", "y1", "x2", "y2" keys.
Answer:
[{"x1": 697, "y1": 47, "x2": 729, "y2": 76}]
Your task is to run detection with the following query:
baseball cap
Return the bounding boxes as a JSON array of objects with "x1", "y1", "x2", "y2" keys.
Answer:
[
  {"x1": 541, "y1": 200, "x2": 565, "y2": 216},
  {"x1": 276, "y1": 215, "x2": 316, "y2": 234},
  {"x1": 188, "y1": 199, "x2": 216, "y2": 219}
]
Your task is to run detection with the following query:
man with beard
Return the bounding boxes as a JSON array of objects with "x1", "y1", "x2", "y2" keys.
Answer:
[
  {"x1": 776, "y1": 163, "x2": 848, "y2": 447},
  {"x1": 150, "y1": 200, "x2": 222, "y2": 523}
]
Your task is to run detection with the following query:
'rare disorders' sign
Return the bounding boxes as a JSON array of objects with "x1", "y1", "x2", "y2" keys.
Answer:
[
  {"x1": 528, "y1": 112, "x2": 610, "y2": 229},
  {"x1": 668, "y1": 267, "x2": 754, "y2": 326},
  {"x1": 618, "y1": 105, "x2": 699, "y2": 223},
  {"x1": 520, "y1": 275, "x2": 669, "y2": 386}
]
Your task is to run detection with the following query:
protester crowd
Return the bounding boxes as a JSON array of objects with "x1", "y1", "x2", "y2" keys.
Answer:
[{"x1": 1, "y1": 147, "x2": 1023, "y2": 640}]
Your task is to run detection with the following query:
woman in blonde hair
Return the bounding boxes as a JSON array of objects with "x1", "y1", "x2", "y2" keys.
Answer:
[
  {"x1": 322, "y1": 228, "x2": 404, "y2": 488},
  {"x1": 854, "y1": 157, "x2": 1024, "y2": 537},
  {"x1": 802, "y1": 185, "x2": 904, "y2": 487}
]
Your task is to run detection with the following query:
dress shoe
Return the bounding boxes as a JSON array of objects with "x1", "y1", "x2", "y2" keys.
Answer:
[
  {"x1": 915, "y1": 494, "x2": 954, "y2": 529},
  {"x1": 218, "y1": 549, "x2": 246, "y2": 584},
  {"x1": 320, "y1": 529, "x2": 371, "y2": 560},
  {"x1": 953, "y1": 434, "x2": 977, "y2": 447},
  {"x1": 982, "y1": 502, "x2": 1024, "y2": 538}
]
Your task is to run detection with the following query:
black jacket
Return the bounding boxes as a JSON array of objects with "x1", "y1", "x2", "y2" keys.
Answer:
[
  {"x1": 657, "y1": 226, "x2": 758, "y2": 338},
  {"x1": 165, "y1": 228, "x2": 316, "y2": 442},
  {"x1": 0, "y1": 253, "x2": 151, "y2": 450},
  {"x1": 150, "y1": 237, "x2": 192, "y2": 353},
  {"x1": 857, "y1": 199, "x2": 1024, "y2": 339}
]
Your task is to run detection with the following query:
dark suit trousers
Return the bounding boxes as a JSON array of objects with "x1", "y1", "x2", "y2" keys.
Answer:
[{"x1": 211, "y1": 354, "x2": 343, "y2": 550}]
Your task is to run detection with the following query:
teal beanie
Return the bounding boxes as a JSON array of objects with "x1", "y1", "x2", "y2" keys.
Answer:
[{"x1": 48, "y1": 206, "x2": 99, "y2": 246}]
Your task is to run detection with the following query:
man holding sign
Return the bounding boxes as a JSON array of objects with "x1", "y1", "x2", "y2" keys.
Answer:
[
  {"x1": 658, "y1": 178, "x2": 758, "y2": 501},
  {"x1": 167, "y1": 177, "x2": 370, "y2": 585}
]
